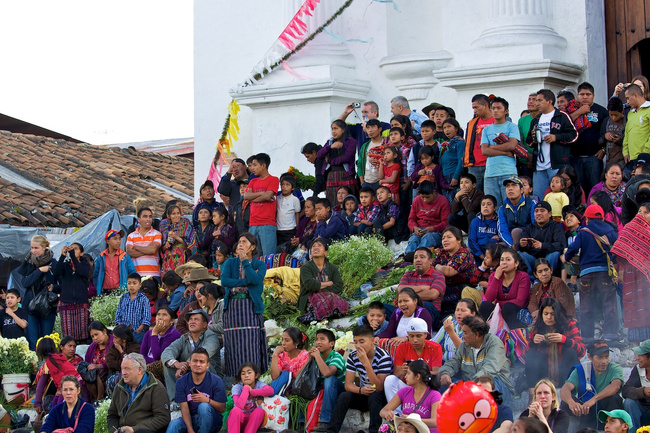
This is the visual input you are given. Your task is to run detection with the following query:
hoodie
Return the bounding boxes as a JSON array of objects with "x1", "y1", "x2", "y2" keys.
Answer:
[
  {"x1": 564, "y1": 219, "x2": 618, "y2": 276},
  {"x1": 315, "y1": 211, "x2": 348, "y2": 243},
  {"x1": 339, "y1": 194, "x2": 358, "y2": 227},
  {"x1": 469, "y1": 214, "x2": 499, "y2": 258}
]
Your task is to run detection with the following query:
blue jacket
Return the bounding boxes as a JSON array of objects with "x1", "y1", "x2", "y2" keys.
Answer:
[
  {"x1": 564, "y1": 219, "x2": 618, "y2": 276},
  {"x1": 41, "y1": 398, "x2": 95, "y2": 433},
  {"x1": 469, "y1": 214, "x2": 499, "y2": 258},
  {"x1": 497, "y1": 196, "x2": 536, "y2": 247},
  {"x1": 439, "y1": 136, "x2": 466, "y2": 181},
  {"x1": 93, "y1": 249, "x2": 136, "y2": 295},
  {"x1": 220, "y1": 257, "x2": 267, "y2": 314},
  {"x1": 314, "y1": 211, "x2": 348, "y2": 243}
]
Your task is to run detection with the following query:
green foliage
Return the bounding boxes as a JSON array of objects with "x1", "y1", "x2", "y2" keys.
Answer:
[
  {"x1": 288, "y1": 166, "x2": 316, "y2": 191},
  {"x1": 328, "y1": 235, "x2": 393, "y2": 297},
  {"x1": 53, "y1": 314, "x2": 62, "y2": 336},
  {"x1": 262, "y1": 285, "x2": 300, "y2": 322},
  {"x1": 94, "y1": 398, "x2": 112, "y2": 433},
  {"x1": 372, "y1": 265, "x2": 414, "y2": 289},
  {"x1": 90, "y1": 290, "x2": 124, "y2": 327}
]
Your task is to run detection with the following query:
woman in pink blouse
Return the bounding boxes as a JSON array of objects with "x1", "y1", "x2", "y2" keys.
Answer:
[
  {"x1": 478, "y1": 248, "x2": 531, "y2": 329},
  {"x1": 270, "y1": 327, "x2": 309, "y2": 394}
]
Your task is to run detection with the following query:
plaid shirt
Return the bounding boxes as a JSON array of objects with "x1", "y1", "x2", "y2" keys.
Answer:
[
  {"x1": 353, "y1": 203, "x2": 380, "y2": 224},
  {"x1": 115, "y1": 292, "x2": 151, "y2": 329},
  {"x1": 529, "y1": 319, "x2": 586, "y2": 358},
  {"x1": 398, "y1": 267, "x2": 446, "y2": 311}
]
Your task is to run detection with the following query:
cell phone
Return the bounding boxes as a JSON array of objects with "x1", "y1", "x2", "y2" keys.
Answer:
[{"x1": 190, "y1": 387, "x2": 199, "y2": 394}]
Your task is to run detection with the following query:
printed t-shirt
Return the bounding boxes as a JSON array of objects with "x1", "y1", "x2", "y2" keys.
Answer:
[
  {"x1": 126, "y1": 228, "x2": 162, "y2": 277},
  {"x1": 472, "y1": 117, "x2": 495, "y2": 167},
  {"x1": 247, "y1": 175, "x2": 279, "y2": 226},
  {"x1": 536, "y1": 111, "x2": 554, "y2": 170},
  {"x1": 0, "y1": 307, "x2": 27, "y2": 339},
  {"x1": 482, "y1": 121, "x2": 520, "y2": 178}
]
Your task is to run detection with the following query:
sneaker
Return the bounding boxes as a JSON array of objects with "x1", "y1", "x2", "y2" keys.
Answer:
[
  {"x1": 170, "y1": 402, "x2": 180, "y2": 412},
  {"x1": 313, "y1": 423, "x2": 328, "y2": 432}
]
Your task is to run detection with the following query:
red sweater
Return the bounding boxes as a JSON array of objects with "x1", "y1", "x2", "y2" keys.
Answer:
[{"x1": 407, "y1": 194, "x2": 451, "y2": 233}]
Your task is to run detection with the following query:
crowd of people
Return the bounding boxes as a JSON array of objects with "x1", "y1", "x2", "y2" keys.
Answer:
[{"x1": 4, "y1": 82, "x2": 650, "y2": 433}]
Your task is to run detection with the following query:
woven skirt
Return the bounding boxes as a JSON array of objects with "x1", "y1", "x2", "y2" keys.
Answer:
[
  {"x1": 223, "y1": 297, "x2": 268, "y2": 377},
  {"x1": 59, "y1": 302, "x2": 90, "y2": 341},
  {"x1": 325, "y1": 169, "x2": 358, "y2": 206}
]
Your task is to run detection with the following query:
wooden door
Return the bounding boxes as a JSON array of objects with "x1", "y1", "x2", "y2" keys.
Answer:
[{"x1": 605, "y1": 0, "x2": 650, "y2": 90}]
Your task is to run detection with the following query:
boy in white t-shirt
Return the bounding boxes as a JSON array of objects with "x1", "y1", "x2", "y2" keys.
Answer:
[{"x1": 276, "y1": 173, "x2": 301, "y2": 248}]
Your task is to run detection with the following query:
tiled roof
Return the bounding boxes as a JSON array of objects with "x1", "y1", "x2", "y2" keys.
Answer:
[{"x1": 0, "y1": 131, "x2": 194, "y2": 227}]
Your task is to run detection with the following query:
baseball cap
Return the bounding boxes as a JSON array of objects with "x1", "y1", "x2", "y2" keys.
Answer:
[
  {"x1": 584, "y1": 204, "x2": 605, "y2": 219},
  {"x1": 184, "y1": 308, "x2": 210, "y2": 323},
  {"x1": 534, "y1": 201, "x2": 552, "y2": 212},
  {"x1": 502, "y1": 175, "x2": 524, "y2": 187},
  {"x1": 598, "y1": 409, "x2": 633, "y2": 431},
  {"x1": 588, "y1": 340, "x2": 611, "y2": 356},
  {"x1": 200, "y1": 180, "x2": 214, "y2": 191},
  {"x1": 105, "y1": 229, "x2": 125, "y2": 242},
  {"x1": 406, "y1": 318, "x2": 428, "y2": 334},
  {"x1": 636, "y1": 153, "x2": 650, "y2": 166},
  {"x1": 236, "y1": 178, "x2": 249, "y2": 186},
  {"x1": 632, "y1": 339, "x2": 650, "y2": 355},
  {"x1": 232, "y1": 158, "x2": 246, "y2": 166},
  {"x1": 562, "y1": 205, "x2": 583, "y2": 221}
]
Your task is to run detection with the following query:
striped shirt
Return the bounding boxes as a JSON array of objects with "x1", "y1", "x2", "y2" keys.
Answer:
[
  {"x1": 126, "y1": 228, "x2": 162, "y2": 277},
  {"x1": 346, "y1": 346, "x2": 392, "y2": 387},
  {"x1": 399, "y1": 268, "x2": 446, "y2": 311},
  {"x1": 324, "y1": 349, "x2": 346, "y2": 382},
  {"x1": 114, "y1": 292, "x2": 151, "y2": 329}
]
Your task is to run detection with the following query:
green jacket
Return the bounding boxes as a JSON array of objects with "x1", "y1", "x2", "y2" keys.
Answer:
[
  {"x1": 623, "y1": 103, "x2": 650, "y2": 160},
  {"x1": 356, "y1": 139, "x2": 384, "y2": 178},
  {"x1": 297, "y1": 260, "x2": 344, "y2": 312},
  {"x1": 438, "y1": 332, "x2": 514, "y2": 392},
  {"x1": 107, "y1": 373, "x2": 170, "y2": 433}
]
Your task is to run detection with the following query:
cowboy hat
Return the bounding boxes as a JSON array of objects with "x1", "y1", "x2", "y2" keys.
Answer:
[
  {"x1": 175, "y1": 262, "x2": 205, "y2": 278},
  {"x1": 394, "y1": 413, "x2": 430, "y2": 433},
  {"x1": 182, "y1": 266, "x2": 218, "y2": 284}
]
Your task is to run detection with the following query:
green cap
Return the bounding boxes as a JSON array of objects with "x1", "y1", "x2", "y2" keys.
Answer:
[
  {"x1": 632, "y1": 339, "x2": 650, "y2": 355},
  {"x1": 598, "y1": 409, "x2": 633, "y2": 431}
]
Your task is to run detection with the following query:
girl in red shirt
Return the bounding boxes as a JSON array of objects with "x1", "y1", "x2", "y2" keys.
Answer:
[{"x1": 379, "y1": 146, "x2": 401, "y2": 204}]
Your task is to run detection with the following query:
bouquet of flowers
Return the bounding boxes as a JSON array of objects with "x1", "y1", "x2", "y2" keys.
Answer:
[
  {"x1": 0, "y1": 337, "x2": 38, "y2": 375},
  {"x1": 90, "y1": 290, "x2": 123, "y2": 327},
  {"x1": 287, "y1": 166, "x2": 315, "y2": 191}
]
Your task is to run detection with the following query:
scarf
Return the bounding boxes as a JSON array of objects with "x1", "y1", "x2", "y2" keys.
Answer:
[
  {"x1": 27, "y1": 249, "x2": 54, "y2": 268},
  {"x1": 611, "y1": 214, "x2": 650, "y2": 280}
]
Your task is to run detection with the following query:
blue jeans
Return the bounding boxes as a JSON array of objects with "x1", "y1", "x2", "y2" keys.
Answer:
[
  {"x1": 166, "y1": 402, "x2": 221, "y2": 433},
  {"x1": 26, "y1": 313, "x2": 56, "y2": 351},
  {"x1": 468, "y1": 166, "x2": 486, "y2": 193},
  {"x1": 533, "y1": 168, "x2": 559, "y2": 200},
  {"x1": 249, "y1": 225, "x2": 277, "y2": 257},
  {"x1": 520, "y1": 251, "x2": 560, "y2": 278},
  {"x1": 271, "y1": 370, "x2": 290, "y2": 395},
  {"x1": 624, "y1": 398, "x2": 650, "y2": 433},
  {"x1": 571, "y1": 155, "x2": 603, "y2": 195},
  {"x1": 321, "y1": 376, "x2": 345, "y2": 423},
  {"x1": 361, "y1": 181, "x2": 380, "y2": 192},
  {"x1": 349, "y1": 223, "x2": 374, "y2": 235},
  {"x1": 405, "y1": 231, "x2": 442, "y2": 253},
  {"x1": 484, "y1": 174, "x2": 516, "y2": 208}
]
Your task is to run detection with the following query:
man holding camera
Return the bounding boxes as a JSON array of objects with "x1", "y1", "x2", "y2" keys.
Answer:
[
  {"x1": 166, "y1": 348, "x2": 227, "y2": 433},
  {"x1": 338, "y1": 100, "x2": 391, "y2": 150},
  {"x1": 515, "y1": 201, "x2": 566, "y2": 277},
  {"x1": 107, "y1": 353, "x2": 171, "y2": 433}
]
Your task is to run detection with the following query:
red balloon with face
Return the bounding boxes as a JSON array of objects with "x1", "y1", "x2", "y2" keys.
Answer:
[{"x1": 436, "y1": 381, "x2": 498, "y2": 433}]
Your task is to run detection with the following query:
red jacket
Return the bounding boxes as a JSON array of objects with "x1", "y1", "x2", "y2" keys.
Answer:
[{"x1": 407, "y1": 194, "x2": 451, "y2": 233}]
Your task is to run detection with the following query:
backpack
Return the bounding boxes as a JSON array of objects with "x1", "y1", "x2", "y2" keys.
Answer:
[{"x1": 570, "y1": 361, "x2": 597, "y2": 403}]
